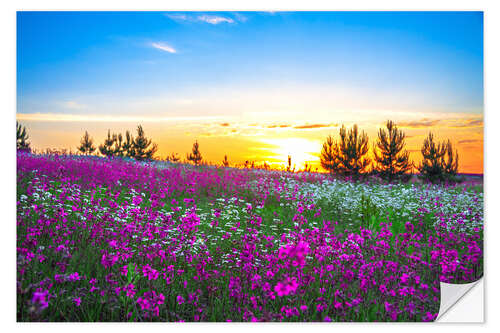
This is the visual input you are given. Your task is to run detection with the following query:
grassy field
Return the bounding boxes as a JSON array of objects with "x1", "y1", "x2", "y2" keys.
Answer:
[{"x1": 16, "y1": 153, "x2": 483, "y2": 322}]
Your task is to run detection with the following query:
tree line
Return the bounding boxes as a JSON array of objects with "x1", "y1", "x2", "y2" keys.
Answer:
[
  {"x1": 77, "y1": 126, "x2": 205, "y2": 166},
  {"x1": 77, "y1": 125, "x2": 158, "y2": 161},
  {"x1": 320, "y1": 120, "x2": 460, "y2": 183},
  {"x1": 16, "y1": 120, "x2": 462, "y2": 183}
]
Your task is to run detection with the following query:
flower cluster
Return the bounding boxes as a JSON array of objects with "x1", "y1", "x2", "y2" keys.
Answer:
[{"x1": 16, "y1": 153, "x2": 482, "y2": 322}]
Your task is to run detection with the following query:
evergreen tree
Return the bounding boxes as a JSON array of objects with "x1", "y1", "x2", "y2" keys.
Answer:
[
  {"x1": 133, "y1": 125, "x2": 157, "y2": 161},
  {"x1": 442, "y1": 139, "x2": 459, "y2": 177},
  {"x1": 373, "y1": 120, "x2": 413, "y2": 181},
  {"x1": 99, "y1": 130, "x2": 116, "y2": 158},
  {"x1": 167, "y1": 152, "x2": 180, "y2": 162},
  {"x1": 122, "y1": 130, "x2": 135, "y2": 158},
  {"x1": 287, "y1": 155, "x2": 291, "y2": 172},
  {"x1": 320, "y1": 125, "x2": 370, "y2": 178},
  {"x1": 301, "y1": 162, "x2": 312, "y2": 173},
  {"x1": 16, "y1": 121, "x2": 31, "y2": 152},
  {"x1": 187, "y1": 140, "x2": 202, "y2": 165},
  {"x1": 77, "y1": 131, "x2": 96, "y2": 155},
  {"x1": 320, "y1": 135, "x2": 341, "y2": 174},
  {"x1": 222, "y1": 154, "x2": 229, "y2": 167},
  {"x1": 113, "y1": 133, "x2": 124, "y2": 157},
  {"x1": 418, "y1": 132, "x2": 446, "y2": 183}
]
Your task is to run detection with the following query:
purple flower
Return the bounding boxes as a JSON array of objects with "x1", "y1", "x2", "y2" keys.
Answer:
[
  {"x1": 31, "y1": 289, "x2": 49, "y2": 309},
  {"x1": 73, "y1": 297, "x2": 81, "y2": 307}
]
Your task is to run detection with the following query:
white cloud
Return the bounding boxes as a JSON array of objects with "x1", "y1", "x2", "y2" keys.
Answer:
[
  {"x1": 197, "y1": 15, "x2": 234, "y2": 24},
  {"x1": 165, "y1": 13, "x2": 238, "y2": 25},
  {"x1": 165, "y1": 13, "x2": 188, "y2": 21},
  {"x1": 151, "y1": 42, "x2": 177, "y2": 54},
  {"x1": 233, "y1": 13, "x2": 248, "y2": 23},
  {"x1": 61, "y1": 101, "x2": 86, "y2": 110}
]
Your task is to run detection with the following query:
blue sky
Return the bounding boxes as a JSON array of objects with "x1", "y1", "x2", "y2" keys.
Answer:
[
  {"x1": 16, "y1": 11, "x2": 484, "y2": 172},
  {"x1": 17, "y1": 11, "x2": 483, "y2": 118}
]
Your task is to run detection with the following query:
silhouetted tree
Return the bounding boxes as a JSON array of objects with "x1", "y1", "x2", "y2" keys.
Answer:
[
  {"x1": 99, "y1": 130, "x2": 116, "y2": 158},
  {"x1": 222, "y1": 154, "x2": 229, "y2": 167},
  {"x1": 301, "y1": 162, "x2": 312, "y2": 173},
  {"x1": 167, "y1": 152, "x2": 180, "y2": 162},
  {"x1": 16, "y1": 122, "x2": 31, "y2": 152},
  {"x1": 113, "y1": 133, "x2": 124, "y2": 157},
  {"x1": 133, "y1": 125, "x2": 158, "y2": 161},
  {"x1": 286, "y1": 155, "x2": 295, "y2": 172},
  {"x1": 187, "y1": 140, "x2": 202, "y2": 165},
  {"x1": 77, "y1": 131, "x2": 96, "y2": 155},
  {"x1": 321, "y1": 124, "x2": 370, "y2": 178},
  {"x1": 418, "y1": 132, "x2": 447, "y2": 183},
  {"x1": 418, "y1": 133, "x2": 462, "y2": 183},
  {"x1": 320, "y1": 135, "x2": 341, "y2": 174},
  {"x1": 373, "y1": 120, "x2": 413, "y2": 181},
  {"x1": 122, "y1": 130, "x2": 135, "y2": 158},
  {"x1": 442, "y1": 139, "x2": 459, "y2": 177}
]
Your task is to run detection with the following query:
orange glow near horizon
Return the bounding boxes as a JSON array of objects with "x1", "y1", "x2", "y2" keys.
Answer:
[{"x1": 16, "y1": 115, "x2": 484, "y2": 174}]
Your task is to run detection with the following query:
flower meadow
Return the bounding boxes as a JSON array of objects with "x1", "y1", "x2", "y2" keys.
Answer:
[{"x1": 16, "y1": 153, "x2": 483, "y2": 322}]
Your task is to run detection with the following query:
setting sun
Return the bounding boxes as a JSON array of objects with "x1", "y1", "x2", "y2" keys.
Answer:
[{"x1": 258, "y1": 138, "x2": 322, "y2": 170}]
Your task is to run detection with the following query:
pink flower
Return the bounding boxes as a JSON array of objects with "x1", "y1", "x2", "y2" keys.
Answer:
[
  {"x1": 73, "y1": 297, "x2": 81, "y2": 307},
  {"x1": 278, "y1": 241, "x2": 309, "y2": 267},
  {"x1": 274, "y1": 277, "x2": 299, "y2": 297},
  {"x1": 124, "y1": 283, "x2": 136, "y2": 298},
  {"x1": 31, "y1": 289, "x2": 49, "y2": 309}
]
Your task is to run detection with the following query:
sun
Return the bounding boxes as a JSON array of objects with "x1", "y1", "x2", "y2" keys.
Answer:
[{"x1": 259, "y1": 138, "x2": 321, "y2": 170}]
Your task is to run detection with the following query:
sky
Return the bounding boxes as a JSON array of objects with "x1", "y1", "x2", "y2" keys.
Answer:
[{"x1": 16, "y1": 11, "x2": 484, "y2": 173}]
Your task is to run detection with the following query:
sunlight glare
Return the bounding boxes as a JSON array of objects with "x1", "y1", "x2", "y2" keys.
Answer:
[{"x1": 259, "y1": 137, "x2": 321, "y2": 170}]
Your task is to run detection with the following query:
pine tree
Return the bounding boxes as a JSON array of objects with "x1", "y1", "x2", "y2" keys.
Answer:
[
  {"x1": 99, "y1": 130, "x2": 116, "y2": 158},
  {"x1": 133, "y1": 125, "x2": 157, "y2": 161},
  {"x1": 187, "y1": 140, "x2": 202, "y2": 165},
  {"x1": 222, "y1": 155, "x2": 229, "y2": 167},
  {"x1": 77, "y1": 131, "x2": 96, "y2": 155},
  {"x1": 373, "y1": 120, "x2": 413, "y2": 181},
  {"x1": 301, "y1": 162, "x2": 312, "y2": 173},
  {"x1": 16, "y1": 121, "x2": 31, "y2": 152},
  {"x1": 287, "y1": 155, "x2": 291, "y2": 172},
  {"x1": 441, "y1": 139, "x2": 459, "y2": 181},
  {"x1": 320, "y1": 125, "x2": 370, "y2": 177},
  {"x1": 113, "y1": 133, "x2": 124, "y2": 157},
  {"x1": 320, "y1": 135, "x2": 341, "y2": 174},
  {"x1": 167, "y1": 152, "x2": 180, "y2": 162},
  {"x1": 418, "y1": 132, "x2": 446, "y2": 183},
  {"x1": 339, "y1": 125, "x2": 370, "y2": 177},
  {"x1": 418, "y1": 133, "x2": 461, "y2": 183},
  {"x1": 122, "y1": 130, "x2": 135, "y2": 158}
]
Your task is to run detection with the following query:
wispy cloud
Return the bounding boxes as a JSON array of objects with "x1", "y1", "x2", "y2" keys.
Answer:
[
  {"x1": 397, "y1": 119, "x2": 440, "y2": 128},
  {"x1": 447, "y1": 118, "x2": 483, "y2": 128},
  {"x1": 233, "y1": 13, "x2": 248, "y2": 23},
  {"x1": 151, "y1": 42, "x2": 177, "y2": 54},
  {"x1": 60, "y1": 100, "x2": 86, "y2": 110},
  {"x1": 197, "y1": 15, "x2": 234, "y2": 24},
  {"x1": 165, "y1": 13, "x2": 236, "y2": 25},
  {"x1": 395, "y1": 117, "x2": 483, "y2": 129},
  {"x1": 165, "y1": 13, "x2": 188, "y2": 21},
  {"x1": 293, "y1": 123, "x2": 338, "y2": 129},
  {"x1": 458, "y1": 139, "x2": 482, "y2": 145},
  {"x1": 267, "y1": 124, "x2": 290, "y2": 128}
]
